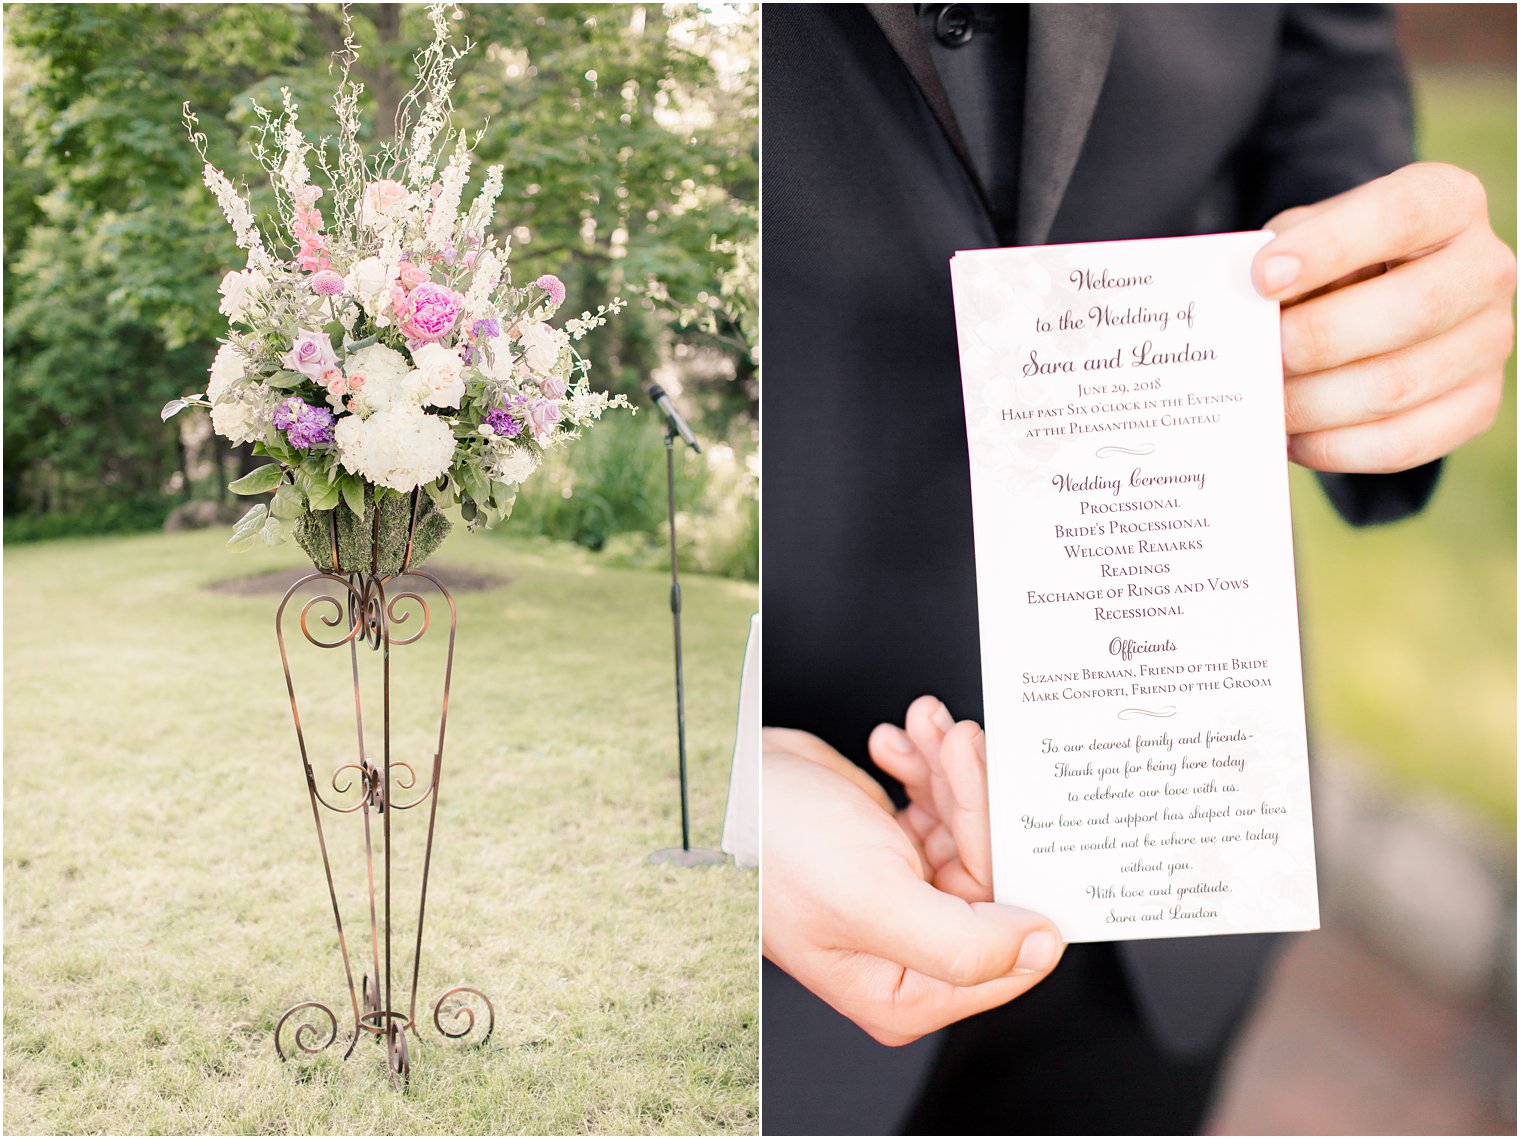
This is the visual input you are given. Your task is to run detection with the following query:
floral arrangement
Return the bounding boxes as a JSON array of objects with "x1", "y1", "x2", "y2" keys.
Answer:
[{"x1": 164, "y1": 4, "x2": 630, "y2": 572}]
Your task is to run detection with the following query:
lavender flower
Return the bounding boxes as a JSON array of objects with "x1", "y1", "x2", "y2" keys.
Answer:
[
  {"x1": 272, "y1": 397, "x2": 336, "y2": 449},
  {"x1": 472, "y1": 317, "x2": 501, "y2": 340},
  {"x1": 483, "y1": 396, "x2": 527, "y2": 438}
]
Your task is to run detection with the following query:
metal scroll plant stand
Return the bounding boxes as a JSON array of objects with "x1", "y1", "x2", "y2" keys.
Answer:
[{"x1": 271, "y1": 489, "x2": 492, "y2": 1086}]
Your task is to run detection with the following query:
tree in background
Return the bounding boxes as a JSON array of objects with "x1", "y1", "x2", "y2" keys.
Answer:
[{"x1": 4, "y1": 3, "x2": 756, "y2": 543}]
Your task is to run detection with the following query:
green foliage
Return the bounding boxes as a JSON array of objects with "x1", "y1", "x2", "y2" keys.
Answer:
[
  {"x1": 500, "y1": 412, "x2": 756, "y2": 579},
  {"x1": 0, "y1": 494, "x2": 172, "y2": 544},
  {"x1": 227, "y1": 463, "x2": 284, "y2": 495},
  {"x1": 3, "y1": 4, "x2": 757, "y2": 547}
]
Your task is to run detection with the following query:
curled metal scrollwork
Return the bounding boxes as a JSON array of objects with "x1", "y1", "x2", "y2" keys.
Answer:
[
  {"x1": 386, "y1": 591, "x2": 432, "y2": 647},
  {"x1": 387, "y1": 1023, "x2": 411, "y2": 1085},
  {"x1": 433, "y1": 986, "x2": 495, "y2": 1045},
  {"x1": 309, "y1": 756, "x2": 435, "y2": 814},
  {"x1": 387, "y1": 757, "x2": 438, "y2": 811},
  {"x1": 347, "y1": 575, "x2": 389, "y2": 651},
  {"x1": 289, "y1": 575, "x2": 370, "y2": 650},
  {"x1": 318, "y1": 761, "x2": 376, "y2": 814},
  {"x1": 274, "y1": 1001, "x2": 344, "y2": 1063}
]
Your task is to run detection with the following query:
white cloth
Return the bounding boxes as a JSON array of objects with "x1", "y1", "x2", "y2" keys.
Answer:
[{"x1": 721, "y1": 613, "x2": 760, "y2": 868}]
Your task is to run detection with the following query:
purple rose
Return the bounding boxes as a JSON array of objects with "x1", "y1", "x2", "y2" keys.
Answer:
[
  {"x1": 538, "y1": 374, "x2": 568, "y2": 400},
  {"x1": 281, "y1": 329, "x2": 339, "y2": 379},
  {"x1": 525, "y1": 397, "x2": 562, "y2": 442}
]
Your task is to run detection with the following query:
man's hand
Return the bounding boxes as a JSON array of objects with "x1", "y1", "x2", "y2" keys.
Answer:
[
  {"x1": 762, "y1": 697, "x2": 1064, "y2": 1047},
  {"x1": 1252, "y1": 161, "x2": 1515, "y2": 474}
]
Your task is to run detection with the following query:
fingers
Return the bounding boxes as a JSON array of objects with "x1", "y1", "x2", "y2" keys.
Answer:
[
  {"x1": 1278, "y1": 229, "x2": 1508, "y2": 376},
  {"x1": 905, "y1": 695, "x2": 957, "y2": 831},
  {"x1": 842, "y1": 946, "x2": 1064, "y2": 1047},
  {"x1": 871, "y1": 698, "x2": 995, "y2": 900},
  {"x1": 903, "y1": 694, "x2": 953, "y2": 766},
  {"x1": 1287, "y1": 371, "x2": 1504, "y2": 473},
  {"x1": 868, "y1": 722, "x2": 929, "y2": 795},
  {"x1": 933, "y1": 722, "x2": 994, "y2": 899},
  {"x1": 890, "y1": 938, "x2": 1065, "y2": 1037},
  {"x1": 1253, "y1": 163, "x2": 1515, "y2": 475},
  {"x1": 1255, "y1": 162, "x2": 1487, "y2": 303},
  {"x1": 1284, "y1": 306, "x2": 1514, "y2": 437},
  {"x1": 845, "y1": 864, "x2": 1063, "y2": 989}
]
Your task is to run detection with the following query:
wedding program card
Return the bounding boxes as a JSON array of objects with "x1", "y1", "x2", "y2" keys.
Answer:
[{"x1": 948, "y1": 232, "x2": 1318, "y2": 942}]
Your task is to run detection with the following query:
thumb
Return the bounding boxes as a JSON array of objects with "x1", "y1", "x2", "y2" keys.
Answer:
[{"x1": 846, "y1": 864, "x2": 1064, "y2": 987}]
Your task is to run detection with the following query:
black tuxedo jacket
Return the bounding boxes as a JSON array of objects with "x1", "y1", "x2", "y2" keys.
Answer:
[{"x1": 763, "y1": 1, "x2": 1441, "y2": 1065}]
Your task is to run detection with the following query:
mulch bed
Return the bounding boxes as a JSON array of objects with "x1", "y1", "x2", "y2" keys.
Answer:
[{"x1": 205, "y1": 563, "x2": 509, "y2": 596}]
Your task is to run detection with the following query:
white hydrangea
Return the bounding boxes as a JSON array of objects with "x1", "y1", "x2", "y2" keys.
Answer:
[
  {"x1": 491, "y1": 442, "x2": 541, "y2": 486},
  {"x1": 410, "y1": 342, "x2": 466, "y2": 409},
  {"x1": 218, "y1": 269, "x2": 267, "y2": 323},
  {"x1": 517, "y1": 321, "x2": 566, "y2": 375},
  {"x1": 344, "y1": 344, "x2": 426, "y2": 418},
  {"x1": 209, "y1": 384, "x2": 272, "y2": 445},
  {"x1": 207, "y1": 342, "x2": 249, "y2": 404},
  {"x1": 335, "y1": 403, "x2": 457, "y2": 492}
]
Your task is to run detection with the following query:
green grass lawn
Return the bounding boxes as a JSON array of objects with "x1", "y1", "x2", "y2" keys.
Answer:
[
  {"x1": 1289, "y1": 70, "x2": 1516, "y2": 828},
  {"x1": 3, "y1": 529, "x2": 758, "y2": 1134}
]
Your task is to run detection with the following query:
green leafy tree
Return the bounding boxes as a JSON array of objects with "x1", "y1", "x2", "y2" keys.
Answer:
[{"x1": 4, "y1": 2, "x2": 755, "y2": 534}]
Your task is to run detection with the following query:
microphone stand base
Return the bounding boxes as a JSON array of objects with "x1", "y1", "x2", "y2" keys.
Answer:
[{"x1": 647, "y1": 847, "x2": 729, "y2": 868}]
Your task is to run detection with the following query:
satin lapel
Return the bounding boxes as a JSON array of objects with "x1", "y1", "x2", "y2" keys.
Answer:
[
  {"x1": 864, "y1": 3, "x2": 991, "y2": 215},
  {"x1": 1017, "y1": 4, "x2": 1120, "y2": 245}
]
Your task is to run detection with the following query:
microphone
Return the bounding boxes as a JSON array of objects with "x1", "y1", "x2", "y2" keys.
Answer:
[{"x1": 647, "y1": 383, "x2": 701, "y2": 453}]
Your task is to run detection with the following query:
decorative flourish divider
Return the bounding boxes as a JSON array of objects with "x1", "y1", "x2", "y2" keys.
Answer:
[{"x1": 270, "y1": 492, "x2": 492, "y2": 1086}]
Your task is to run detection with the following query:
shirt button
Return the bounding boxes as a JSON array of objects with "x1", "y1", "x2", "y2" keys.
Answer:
[{"x1": 934, "y1": 4, "x2": 974, "y2": 47}]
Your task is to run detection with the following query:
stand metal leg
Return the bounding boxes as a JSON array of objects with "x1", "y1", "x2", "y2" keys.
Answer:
[{"x1": 272, "y1": 566, "x2": 493, "y2": 1084}]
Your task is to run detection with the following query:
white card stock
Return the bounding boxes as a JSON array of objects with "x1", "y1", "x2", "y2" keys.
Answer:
[{"x1": 949, "y1": 232, "x2": 1319, "y2": 942}]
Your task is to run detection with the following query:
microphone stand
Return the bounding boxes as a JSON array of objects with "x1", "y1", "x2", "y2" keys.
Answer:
[{"x1": 648, "y1": 421, "x2": 727, "y2": 868}]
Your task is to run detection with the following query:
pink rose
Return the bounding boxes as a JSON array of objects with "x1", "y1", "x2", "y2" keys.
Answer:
[
  {"x1": 347, "y1": 372, "x2": 367, "y2": 391},
  {"x1": 398, "y1": 260, "x2": 431, "y2": 290},
  {"x1": 362, "y1": 179, "x2": 409, "y2": 226},
  {"x1": 396, "y1": 282, "x2": 463, "y2": 342},
  {"x1": 281, "y1": 329, "x2": 339, "y2": 379},
  {"x1": 538, "y1": 374, "x2": 568, "y2": 400},
  {"x1": 323, "y1": 369, "x2": 348, "y2": 397},
  {"x1": 526, "y1": 397, "x2": 562, "y2": 442}
]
